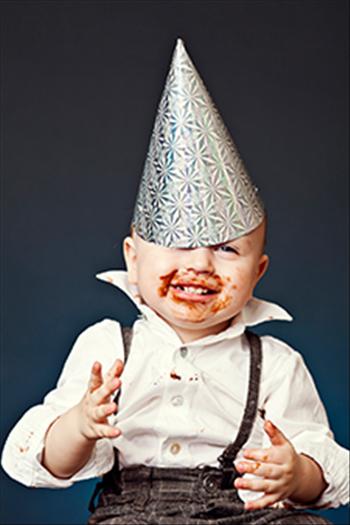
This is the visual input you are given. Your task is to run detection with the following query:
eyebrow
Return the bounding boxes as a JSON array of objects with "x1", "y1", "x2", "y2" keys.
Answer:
[{"x1": 213, "y1": 238, "x2": 246, "y2": 248}]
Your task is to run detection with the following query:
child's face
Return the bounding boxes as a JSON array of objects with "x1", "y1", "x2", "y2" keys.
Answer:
[{"x1": 123, "y1": 221, "x2": 269, "y2": 342}]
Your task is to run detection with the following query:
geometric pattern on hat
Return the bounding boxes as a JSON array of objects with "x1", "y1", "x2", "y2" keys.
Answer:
[{"x1": 133, "y1": 39, "x2": 264, "y2": 248}]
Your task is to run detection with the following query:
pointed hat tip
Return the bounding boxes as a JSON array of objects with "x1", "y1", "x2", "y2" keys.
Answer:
[{"x1": 176, "y1": 37, "x2": 185, "y2": 47}]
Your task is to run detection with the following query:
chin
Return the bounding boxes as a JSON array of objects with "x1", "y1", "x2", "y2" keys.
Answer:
[{"x1": 164, "y1": 310, "x2": 232, "y2": 329}]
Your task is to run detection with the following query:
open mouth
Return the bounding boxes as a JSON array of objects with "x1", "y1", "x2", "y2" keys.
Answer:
[
  {"x1": 158, "y1": 270, "x2": 223, "y2": 302},
  {"x1": 170, "y1": 284, "x2": 217, "y2": 296},
  {"x1": 169, "y1": 280, "x2": 221, "y2": 303}
]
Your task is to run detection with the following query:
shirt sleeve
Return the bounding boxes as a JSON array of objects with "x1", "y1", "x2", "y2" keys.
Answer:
[
  {"x1": 1, "y1": 319, "x2": 124, "y2": 488},
  {"x1": 260, "y1": 336, "x2": 349, "y2": 508}
]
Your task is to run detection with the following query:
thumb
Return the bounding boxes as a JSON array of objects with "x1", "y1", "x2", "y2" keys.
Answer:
[{"x1": 264, "y1": 420, "x2": 288, "y2": 446}]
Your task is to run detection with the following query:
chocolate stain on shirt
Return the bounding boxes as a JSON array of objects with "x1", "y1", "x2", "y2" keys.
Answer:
[
  {"x1": 170, "y1": 370, "x2": 181, "y2": 380},
  {"x1": 258, "y1": 408, "x2": 266, "y2": 420}
]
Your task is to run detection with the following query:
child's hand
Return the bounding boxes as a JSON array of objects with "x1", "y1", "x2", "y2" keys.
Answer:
[
  {"x1": 234, "y1": 420, "x2": 303, "y2": 510},
  {"x1": 77, "y1": 359, "x2": 123, "y2": 441}
]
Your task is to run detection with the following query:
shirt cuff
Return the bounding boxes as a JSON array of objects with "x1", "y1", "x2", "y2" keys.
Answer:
[
  {"x1": 32, "y1": 437, "x2": 115, "y2": 488},
  {"x1": 289, "y1": 433, "x2": 350, "y2": 508},
  {"x1": 2, "y1": 405, "x2": 115, "y2": 488}
]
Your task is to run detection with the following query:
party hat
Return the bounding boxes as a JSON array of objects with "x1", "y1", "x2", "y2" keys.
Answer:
[{"x1": 132, "y1": 39, "x2": 264, "y2": 248}]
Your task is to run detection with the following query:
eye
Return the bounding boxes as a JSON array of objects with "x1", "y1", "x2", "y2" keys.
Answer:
[{"x1": 215, "y1": 244, "x2": 239, "y2": 255}]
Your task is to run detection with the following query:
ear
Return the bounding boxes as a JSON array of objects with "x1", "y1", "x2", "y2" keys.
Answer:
[
  {"x1": 255, "y1": 254, "x2": 269, "y2": 285},
  {"x1": 123, "y1": 236, "x2": 138, "y2": 285}
]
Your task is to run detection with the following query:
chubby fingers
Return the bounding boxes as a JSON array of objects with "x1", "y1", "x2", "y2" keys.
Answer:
[
  {"x1": 264, "y1": 420, "x2": 288, "y2": 447},
  {"x1": 233, "y1": 421, "x2": 294, "y2": 510},
  {"x1": 234, "y1": 475, "x2": 279, "y2": 494},
  {"x1": 242, "y1": 448, "x2": 273, "y2": 463},
  {"x1": 90, "y1": 422, "x2": 121, "y2": 439},
  {"x1": 91, "y1": 376, "x2": 121, "y2": 406},
  {"x1": 234, "y1": 473, "x2": 283, "y2": 511},
  {"x1": 88, "y1": 361, "x2": 103, "y2": 393},
  {"x1": 81, "y1": 362, "x2": 123, "y2": 441},
  {"x1": 242, "y1": 439, "x2": 288, "y2": 465},
  {"x1": 86, "y1": 394, "x2": 121, "y2": 439},
  {"x1": 93, "y1": 401, "x2": 118, "y2": 421},
  {"x1": 235, "y1": 461, "x2": 281, "y2": 480},
  {"x1": 244, "y1": 494, "x2": 278, "y2": 511},
  {"x1": 105, "y1": 359, "x2": 124, "y2": 382}
]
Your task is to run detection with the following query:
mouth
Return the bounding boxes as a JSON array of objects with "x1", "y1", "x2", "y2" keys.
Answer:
[
  {"x1": 169, "y1": 281, "x2": 220, "y2": 302},
  {"x1": 158, "y1": 270, "x2": 224, "y2": 304}
]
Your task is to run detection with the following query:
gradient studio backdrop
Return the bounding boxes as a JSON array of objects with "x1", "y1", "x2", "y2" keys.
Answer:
[{"x1": 1, "y1": 1, "x2": 348, "y2": 524}]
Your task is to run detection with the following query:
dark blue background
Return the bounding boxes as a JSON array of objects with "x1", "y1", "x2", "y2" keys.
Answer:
[{"x1": 1, "y1": 1, "x2": 348, "y2": 524}]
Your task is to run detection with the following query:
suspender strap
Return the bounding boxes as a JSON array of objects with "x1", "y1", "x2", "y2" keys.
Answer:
[
  {"x1": 218, "y1": 330, "x2": 262, "y2": 470},
  {"x1": 112, "y1": 326, "x2": 133, "y2": 405},
  {"x1": 89, "y1": 326, "x2": 133, "y2": 513},
  {"x1": 120, "y1": 326, "x2": 133, "y2": 360}
]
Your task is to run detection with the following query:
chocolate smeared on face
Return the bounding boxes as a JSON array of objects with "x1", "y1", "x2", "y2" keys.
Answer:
[
  {"x1": 124, "y1": 221, "x2": 268, "y2": 342},
  {"x1": 158, "y1": 270, "x2": 178, "y2": 297},
  {"x1": 158, "y1": 270, "x2": 238, "y2": 320},
  {"x1": 159, "y1": 269, "x2": 223, "y2": 297},
  {"x1": 210, "y1": 294, "x2": 231, "y2": 313}
]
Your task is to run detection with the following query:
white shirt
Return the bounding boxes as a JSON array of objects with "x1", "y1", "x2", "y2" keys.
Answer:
[{"x1": 2, "y1": 270, "x2": 349, "y2": 508}]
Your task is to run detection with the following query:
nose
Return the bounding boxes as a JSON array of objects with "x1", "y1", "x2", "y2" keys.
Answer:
[{"x1": 181, "y1": 247, "x2": 214, "y2": 273}]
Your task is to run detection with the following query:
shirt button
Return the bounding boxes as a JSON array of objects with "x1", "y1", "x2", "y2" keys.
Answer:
[
  {"x1": 171, "y1": 395, "x2": 184, "y2": 407},
  {"x1": 180, "y1": 346, "x2": 188, "y2": 358},
  {"x1": 170, "y1": 443, "x2": 181, "y2": 455}
]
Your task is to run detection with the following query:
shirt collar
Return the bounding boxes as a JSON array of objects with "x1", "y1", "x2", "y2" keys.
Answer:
[{"x1": 96, "y1": 270, "x2": 293, "y2": 345}]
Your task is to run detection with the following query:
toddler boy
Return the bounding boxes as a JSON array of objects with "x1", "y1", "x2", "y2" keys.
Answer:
[{"x1": 2, "y1": 39, "x2": 349, "y2": 525}]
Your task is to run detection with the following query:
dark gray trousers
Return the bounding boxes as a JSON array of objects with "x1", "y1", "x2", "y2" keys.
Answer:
[{"x1": 88, "y1": 466, "x2": 332, "y2": 525}]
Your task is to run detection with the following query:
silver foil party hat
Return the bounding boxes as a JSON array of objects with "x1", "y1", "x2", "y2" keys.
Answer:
[{"x1": 132, "y1": 39, "x2": 265, "y2": 248}]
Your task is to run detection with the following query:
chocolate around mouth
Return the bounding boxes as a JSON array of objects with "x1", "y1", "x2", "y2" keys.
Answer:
[
  {"x1": 158, "y1": 270, "x2": 223, "y2": 298},
  {"x1": 170, "y1": 283, "x2": 218, "y2": 295}
]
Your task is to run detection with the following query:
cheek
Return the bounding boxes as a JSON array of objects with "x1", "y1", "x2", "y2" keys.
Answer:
[
  {"x1": 220, "y1": 274, "x2": 240, "y2": 294},
  {"x1": 230, "y1": 266, "x2": 256, "y2": 290},
  {"x1": 136, "y1": 256, "x2": 176, "y2": 297},
  {"x1": 208, "y1": 276, "x2": 237, "y2": 314},
  {"x1": 224, "y1": 276, "x2": 239, "y2": 291},
  {"x1": 217, "y1": 271, "x2": 254, "y2": 311},
  {"x1": 210, "y1": 295, "x2": 232, "y2": 314}
]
